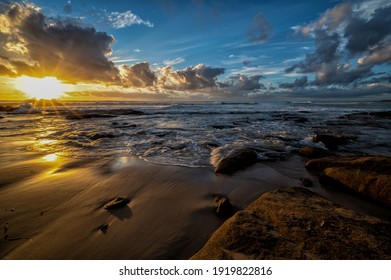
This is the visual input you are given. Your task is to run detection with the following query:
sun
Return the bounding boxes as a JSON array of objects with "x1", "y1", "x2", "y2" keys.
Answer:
[{"x1": 15, "y1": 76, "x2": 66, "y2": 99}]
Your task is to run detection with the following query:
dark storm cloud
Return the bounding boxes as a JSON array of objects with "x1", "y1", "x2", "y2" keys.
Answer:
[
  {"x1": 297, "y1": 30, "x2": 340, "y2": 73},
  {"x1": 120, "y1": 62, "x2": 157, "y2": 87},
  {"x1": 360, "y1": 73, "x2": 391, "y2": 84},
  {"x1": 344, "y1": 6, "x2": 391, "y2": 54},
  {"x1": 285, "y1": 1, "x2": 391, "y2": 88},
  {"x1": 284, "y1": 64, "x2": 298, "y2": 73},
  {"x1": 247, "y1": 13, "x2": 272, "y2": 44},
  {"x1": 0, "y1": 3, "x2": 120, "y2": 84},
  {"x1": 279, "y1": 76, "x2": 308, "y2": 89}
]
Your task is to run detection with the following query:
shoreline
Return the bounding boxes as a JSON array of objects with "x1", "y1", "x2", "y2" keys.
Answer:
[
  {"x1": 0, "y1": 151, "x2": 298, "y2": 259},
  {"x1": 1, "y1": 149, "x2": 390, "y2": 259}
]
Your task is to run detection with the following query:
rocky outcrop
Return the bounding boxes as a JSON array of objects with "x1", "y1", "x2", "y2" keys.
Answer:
[
  {"x1": 88, "y1": 133, "x2": 116, "y2": 141},
  {"x1": 313, "y1": 134, "x2": 357, "y2": 150},
  {"x1": 306, "y1": 156, "x2": 391, "y2": 207},
  {"x1": 191, "y1": 187, "x2": 391, "y2": 260},
  {"x1": 214, "y1": 149, "x2": 258, "y2": 175},
  {"x1": 297, "y1": 146, "x2": 334, "y2": 159},
  {"x1": 0, "y1": 105, "x2": 14, "y2": 112}
]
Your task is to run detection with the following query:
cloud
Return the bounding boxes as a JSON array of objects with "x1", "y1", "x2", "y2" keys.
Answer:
[
  {"x1": 0, "y1": 3, "x2": 120, "y2": 84},
  {"x1": 119, "y1": 62, "x2": 157, "y2": 87},
  {"x1": 285, "y1": 0, "x2": 391, "y2": 87},
  {"x1": 279, "y1": 76, "x2": 308, "y2": 89},
  {"x1": 344, "y1": 6, "x2": 391, "y2": 54},
  {"x1": 107, "y1": 10, "x2": 154, "y2": 28},
  {"x1": 158, "y1": 64, "x2": 225, "y2": 90},
  {"x1": 225, "y1": 74, "x2": 265, "y2": 91},
  {"x1": 221, "y1": 54, "x2": 259, "y2": 65},
  {"x1": 295, "y1": 2, "x2": 353, "y2": 36},
  {"x1": 357, "y1": 44, "x2": 391, "y2": 67},
  {"x1": 247, "y1": 13, "x2": 272, "y2": 44},
  {"x1": 163, "y1": 57, "x2": 185, "y2": 66}
]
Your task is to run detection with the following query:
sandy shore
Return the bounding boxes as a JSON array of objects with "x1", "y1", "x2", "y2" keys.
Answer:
[
  {"x1": 0, "y1": 147, "x2": 299, "y2": 259},
  {"x1": 1, "y1": 147, "x2": 390, "y2": 259}
]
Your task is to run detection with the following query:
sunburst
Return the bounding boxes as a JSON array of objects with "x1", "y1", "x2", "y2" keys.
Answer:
[{"x1": 15, "y1": 76, "x2": 66, "y2": 99}]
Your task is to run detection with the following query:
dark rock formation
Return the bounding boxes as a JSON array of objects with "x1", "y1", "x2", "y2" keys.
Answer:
[
  {"x1": 215, "y1": 196, "x2": 235, "y2": 218},
  {"x1": 306, "y1": 156, "x2": 391, "y2": 207},
  {"x1": 300, "y1": 177, "x2": 313, "y2": 187},
  {"x1": 297, "y1": 146, "x2": 334, "y2": 159},
  {"x1": 313, "y1": 134, "x2": 357, "y2": 150},
  {"x1": 0, "y1": 105, "x2": 14, "y2": 112},
  {"x1": 191, "y1": 187, "x2": 391, "y2": 260},
  {"x1": 214, "y1": 149, "x2": 258, "y2": 175},
  {"x1": 88, "y1": 133, "x2": 116, "y2": 141},
  {"x1": 64, "y1": 109, "x2": 144, "y2": 119}
]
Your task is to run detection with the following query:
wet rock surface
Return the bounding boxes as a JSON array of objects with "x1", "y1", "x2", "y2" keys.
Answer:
[
  {"x1": 192, "y1": 187, "x2": 391, "y2": 260},
  {"x1": 297, "y1": 146, "x2": 334, "y2": 159},
  {"x1": 214, "y1": 149, "x2": 258, "y2": 175},
  {"x1": 313, "y1": 134, "x2": 358, "y2": 150},
  {"x1": 306, "y1": 156, "x2": 391, "y2": 207}
]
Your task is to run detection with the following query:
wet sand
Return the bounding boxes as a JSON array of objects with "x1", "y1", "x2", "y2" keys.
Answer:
[{"x1": 1, "y1": 148, "x2": 390, "y2": 259}]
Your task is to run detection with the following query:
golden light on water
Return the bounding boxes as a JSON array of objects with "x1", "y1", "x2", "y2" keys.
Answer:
[
  {"x1": 42, "y1": 153, "x2": 58, "y2": 162},
  {"x1": 15, "y1": 76, "x2": 66, "y2": 99}
]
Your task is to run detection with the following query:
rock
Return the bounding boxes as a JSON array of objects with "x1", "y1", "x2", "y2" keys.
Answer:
[
  {"x1": 214, "y1": 149, "x2": 258, "y2": 175},
  {"x1": 300, "y1": 177, "x2": 313, "y2": 187},
  {"x1": 297, "y1": 146, "x2": 334, "y2": 159},
  {"x1": 212, "y1": 125, "x2": 233, "y2": 129},
  {"x1": 313, "y1": 134, "x2": 357, "y2": 150},
  {"x1": 64, "y1": 109, "x2": 144, "y2": 120},
  {"x1": 88, "y1": 133, "x2": 116, "y2": 141},
  {"x1": 305, "y1": 155, "x2": 391, "y2": 174},
  {"x1": 293, "y1": 117, "x2": 309, "y2": 123},
  {"x1": 103, "y1": 197, "x2": 130, "y2": 210},
  {"x1": 0, "y1": 105, "x2": 14, "y2": 112},
  {"x1": 324, "y1": 167, "x2": 391, "y2": 207},
  {"x1": 98, "y1": 224, "x2": 109, "y2": 233},
  {"x1": 201, "y1": 142, "x2": 220, "y2": 149},
  {"x1": 66, "y1": 113, "x2": 115, "y2": 119},
  {"x1": 215, "y1": 196, "x2": 235, "y2": 218},
  {"x1": 306, "y1": 156, "x2": 391, "y2": 207},
  {"x1": 191, "y1": 187, "x2": 391, "y2": 260},
  {"x1": 341, "y1": 111, "x2": 391, "y2": 120}
]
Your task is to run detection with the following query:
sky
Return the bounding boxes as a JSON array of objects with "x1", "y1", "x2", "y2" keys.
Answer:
[{"x1": 0, "y1": 0, "x2": 390, "y2": 101}]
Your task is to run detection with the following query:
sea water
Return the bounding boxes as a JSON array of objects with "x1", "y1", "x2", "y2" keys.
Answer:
[{"x1": 1, "y1": 101, "x2": 390, "y2": 167}]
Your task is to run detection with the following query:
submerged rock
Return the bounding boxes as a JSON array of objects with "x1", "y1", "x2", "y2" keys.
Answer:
[
  {"x1": 88, "y1": 133, "x2": 116, "y2": 141},
  {"x1": 297, "y1": 146, "x2": 334, "y2": 159},
  {"x1": 214, "y1": 149, "x2": 258, "y2": 175},
  {"x1": 306, "y1": 156, "x2": 391, "y2": 207},
  {"x1": 191, "y1": 187, "x2": 391, "y2": 260},
  {"x1": 313, "y1": 134, "x2": 357, "y2": 150}
]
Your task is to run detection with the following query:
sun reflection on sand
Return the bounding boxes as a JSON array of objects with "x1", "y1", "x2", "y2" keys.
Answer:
[{"x1": 42, "y1": 153, "x2": 58, "y2": 162}]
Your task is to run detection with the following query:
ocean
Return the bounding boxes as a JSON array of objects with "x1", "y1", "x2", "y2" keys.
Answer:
[{"x1": 1, "y1": 100, "x2": 390, "y2": 167}]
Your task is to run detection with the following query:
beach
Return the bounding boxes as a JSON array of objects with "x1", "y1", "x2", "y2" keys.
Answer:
[{"x1": 1, "y1": 101, "x2": 391, "y2": 259}]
